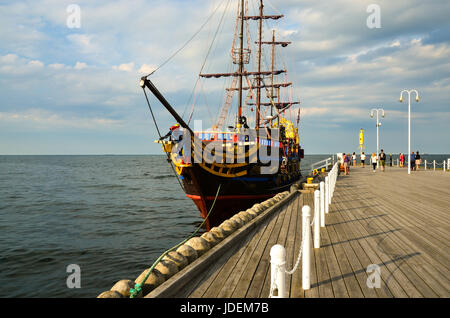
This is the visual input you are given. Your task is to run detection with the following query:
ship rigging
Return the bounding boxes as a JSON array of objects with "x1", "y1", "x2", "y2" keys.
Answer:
[{"x1": 140, "y1": 0, "x2": 304, "y2": 229}]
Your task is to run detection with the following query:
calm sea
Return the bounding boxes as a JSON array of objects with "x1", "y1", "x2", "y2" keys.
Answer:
[{"x1": 0, "y1": 154, "x2": 448, "y2": 297}]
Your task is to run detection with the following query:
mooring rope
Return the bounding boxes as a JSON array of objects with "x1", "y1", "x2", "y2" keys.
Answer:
[{"x1": 129, "y1": 183, "x2": 222, "y2": 298}]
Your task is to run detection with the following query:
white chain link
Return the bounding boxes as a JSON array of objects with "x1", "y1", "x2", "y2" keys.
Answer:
[
  {"x1": 270, "y1": 164, "x2": 339, "y2": 297},
  {"x1": 285, "y1": 221, "x2": 307, "y2": 275},
  {"x1": 269, "y1": 221, "x2": 307, "y2": 297},
  {"x1": 310, "y1": 214, "x2": 315, "y2": 227}
]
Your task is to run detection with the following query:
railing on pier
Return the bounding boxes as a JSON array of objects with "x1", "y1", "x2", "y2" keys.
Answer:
[
  {"x1": 309, "y1": 157, "x2": 333, "y2": 173},
  {"x1": 392, "y1": 158, "x2": 449, "y2": 172},
  {"x1": 269, "y1": 161, "x2": 339, "y2": 297},
  {"x1": 422, "y1": 159, "x2": 448, "y2": 172}
]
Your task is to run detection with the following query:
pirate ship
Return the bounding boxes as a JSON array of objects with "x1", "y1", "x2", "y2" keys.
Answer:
[{"x1": 140, "y1": 0, "x2": 304, "y2": 229}]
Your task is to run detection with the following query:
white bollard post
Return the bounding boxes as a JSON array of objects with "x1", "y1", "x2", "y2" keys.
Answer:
[
  {"x1": 314, "y1": 190, "x2": 320, "y2": 249},
  {"x1": 434, "y1": 160, "x2": 436, "y2": 171},
  {"x1": 302, "y1": 205, "x2": 311, "y2": 290},
  {"x1": 331, "y1": 173, "x2": 333, "y2": 200},
  {"x1": 329, "y1": 175, "x2": 332, "y2": 205},
  {"x1": 331, "y1": 170, "x2": 335, "y2": 200},
  {"x1": 332, "y1": 172, "x2": 335, "y2": 199},
  {"x1": 270, "y1": 244, "x2": 286, "y2": 298},
  {"x1": 320, "y1": 181, "x2": 325, "y2": 228},
  {"x1": 329, "y1": 172, "x2": 333, "y2": 202},
  {"x1": 325, "y1": 176, "x2": 330, "y2": 214}
]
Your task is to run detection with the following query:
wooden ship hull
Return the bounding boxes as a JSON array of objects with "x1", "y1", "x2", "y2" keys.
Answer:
[
  {"x1": 166, "y1": 137, "x2": 303, "y2": 229},
  {"x1": 183, "y1": 165, "x2": 301, "y2": 229}
]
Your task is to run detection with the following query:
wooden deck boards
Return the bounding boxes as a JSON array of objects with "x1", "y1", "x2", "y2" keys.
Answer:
[{"x1": 181, "y1": 167, "x2": 450, "y2": 298}]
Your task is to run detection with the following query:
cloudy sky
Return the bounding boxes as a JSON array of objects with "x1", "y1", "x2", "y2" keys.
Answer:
[{"x1": 0, "y1": 0, "x2": 449, "y2": 155}]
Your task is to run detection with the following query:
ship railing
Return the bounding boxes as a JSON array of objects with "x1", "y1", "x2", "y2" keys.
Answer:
[{"x1": 269, "y1": 161, "x2": 339, "y2": 297}]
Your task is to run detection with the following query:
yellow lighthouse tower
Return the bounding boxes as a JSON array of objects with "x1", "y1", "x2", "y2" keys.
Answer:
[{"x1": 359, "y1": 128, "x2": 364, "y2": 155}]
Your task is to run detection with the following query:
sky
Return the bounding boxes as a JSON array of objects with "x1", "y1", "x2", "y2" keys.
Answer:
[{"x1": 0, "y1": 0, "x2": 449, "y2": 155}]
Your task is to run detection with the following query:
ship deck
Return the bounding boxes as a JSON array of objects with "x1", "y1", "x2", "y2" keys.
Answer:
[{"x1": 146, "y1": 166, "x2": 450, "y2": 298}]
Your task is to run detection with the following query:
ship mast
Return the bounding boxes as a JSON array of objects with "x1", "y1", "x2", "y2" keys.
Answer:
[
  {"x1": 271, "y1": 29, "x2": 275, "y2": 118},
  {"x1": 237, "y1": 0, "x2": 244, "y2": 124},
  {"x1": 248, "y1": 28, "x2": 298, "y2": 125},
  {"x1": 139, "y1": 0, "x2": 301, "y2": 138},
  {"x1": 256, "y1": 0, "x2": 263, "y2": 130},
  {"x1": 200, "y1": 0, "x2": 291, "y2": 130}
]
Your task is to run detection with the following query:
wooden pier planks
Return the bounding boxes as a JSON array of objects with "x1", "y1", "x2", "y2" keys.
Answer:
[
  {"x1": 152, "y1": 166, "x2": 449, "y2": 298},
  {"x1": 313, "y1": 167, "x2": 450, "y2": 298}
]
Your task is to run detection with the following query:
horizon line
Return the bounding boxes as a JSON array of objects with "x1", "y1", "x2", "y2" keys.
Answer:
[{"x1": 1, "y1": 153, "x2": 449, "y2": 156}]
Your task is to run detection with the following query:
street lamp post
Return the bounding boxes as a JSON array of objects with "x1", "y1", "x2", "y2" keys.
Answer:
[
  {"x1": 370, "y1": 108, "x2": 385, "y2": 169},
  {"x1": 399, "y1": 90, "x2": 420, "y2": 175}
]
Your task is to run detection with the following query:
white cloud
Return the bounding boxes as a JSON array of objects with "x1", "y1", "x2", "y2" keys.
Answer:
[
  {"x1": 104, "y1": 95, "x2": 133, "y2": 106},
  {"x1": 48, "y1": 63, "x2": 66, "y2": 70},
  {"x1": 278, "y1": 29, "x2": 298, "y2": 38},
  {"x1": 0, "y1": 54, "x2": 19, "y2": 64},
  {"x1": 138, "y1": 64, "x2": 157, "y2": 75},
  {"x1": 28, "y1": 60, "x2": 44, "y2": 68},
  {"x1": 0, "y1": 54, "x2": 44, "y2": 75},
  {"x1": 0, "y1": 109, "x2": 123, "y2": 131},
  {"x1": 113, "y1": 62, "x2": 134, "y2": 72},
  {"x1": 301, "y1": 107, "x2": 331, "y2": 117},
  {"x1": 66, "y1": 33, "x2": 101, "y2": 56},
  {"x1": 74, "y1": 61, "x2": 87, "y2": 70}
]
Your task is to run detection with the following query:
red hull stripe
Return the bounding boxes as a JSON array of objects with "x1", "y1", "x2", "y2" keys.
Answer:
[{"x1": 186, "y1": 194, "x2": 273, "y2": 200}]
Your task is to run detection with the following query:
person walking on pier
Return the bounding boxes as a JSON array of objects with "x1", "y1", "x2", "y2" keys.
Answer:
[
  {"x1": 411, "y1": 151, "x2": 416, "y2": 171},
  {"x1": 361, "y1": 152, "x2": 366, "y2": 168},
  {"x1": 415, "y1": 151, "x2": 421, "y2": 170},
  {"x1": 352, "y1": 152, "x2": 357, "y2": 167},
  {"x1": 343, "y1": 153, "x2": 350, "y2": 175},
  {"x1": 400, "y1": 153, "x2": 405, "y2": 168},
  {"x1": 389, "y1": 153, "x2": 393, "y2": 167},
  {"x1": 371, "y1": 152, "x2": 378, "y2": 172},
  {"x1": 379, "y1": 149, "x2": 386, "y2": 172}
]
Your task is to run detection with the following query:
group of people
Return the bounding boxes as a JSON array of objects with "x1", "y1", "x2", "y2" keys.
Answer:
[
  {"x1": 341, "y1": 152, "x2": 368, "y2": 175},
  {"x1": 368, "y1": 150, "x2": 387, "y2": 172},
  {"x1": 399, "y1": 151, "x2": 422, "y2": 170},
  {"x1": 341, "y1": 151, "x2": 388, "y2": 174},
  {"x1": 341, "y1": 150, "x2": 423, "y2": 174}
]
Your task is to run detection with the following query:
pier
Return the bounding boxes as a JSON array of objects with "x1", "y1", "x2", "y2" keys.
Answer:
[{"x1": 141, "y1": 165, "x2": 449, "y2": 298}]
